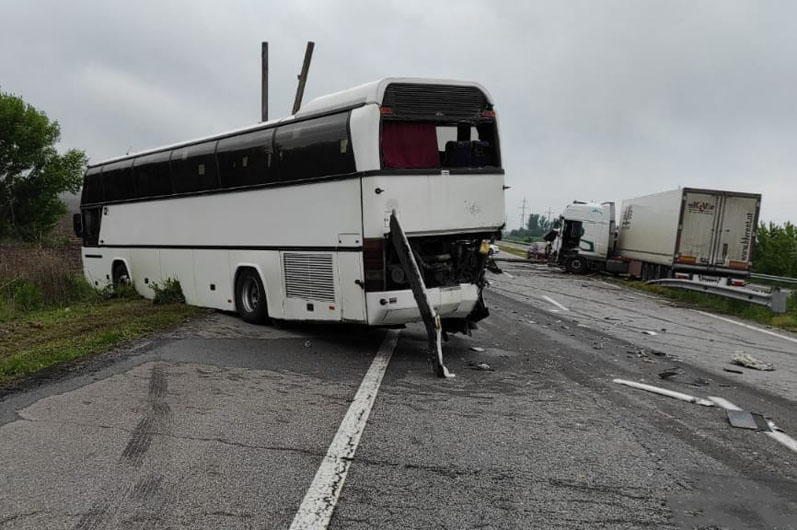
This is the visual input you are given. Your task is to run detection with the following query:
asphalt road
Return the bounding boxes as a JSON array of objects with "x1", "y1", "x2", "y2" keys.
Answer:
[{"x1": 1, "y1": 262, "x2": 796, "y2": 529}]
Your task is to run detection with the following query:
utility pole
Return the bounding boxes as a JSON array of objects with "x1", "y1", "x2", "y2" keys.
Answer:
[
  {"x1": 519, "y1": 197, "x2": 528, "y2": 230},
  {"x1": 261, "y1": 42, "x2": 268, "y2": 122},
  {"x1": 545, "y1": 206, "x2": 554, "y2": 222},
  {"x1": 292, "y1": 41, "x2": 315, "y2": 115}
]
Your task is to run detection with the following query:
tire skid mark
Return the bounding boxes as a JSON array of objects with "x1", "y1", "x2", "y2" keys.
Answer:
[
  {"x1": 121, "y1": 363, "x2": 172, "y2": 467},
  {"x1": 74, "y1": 364, "x2": 172, "y2": 530}
]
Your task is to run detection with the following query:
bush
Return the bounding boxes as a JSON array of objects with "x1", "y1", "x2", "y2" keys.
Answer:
[{"x1": 149, "y1": 278, "x2": 186, "y2": 305}]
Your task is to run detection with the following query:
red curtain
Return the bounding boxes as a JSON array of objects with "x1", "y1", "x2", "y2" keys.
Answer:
[{"x1": 381, "y1": 122, "x2": 439, "y2": 169}]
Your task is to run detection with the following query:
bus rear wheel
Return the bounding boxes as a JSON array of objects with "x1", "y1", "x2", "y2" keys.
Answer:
[
  {"x1": 112, "y1": 262, "x2": 130, "y2": 287},
  {"x1": 235, "y1": 269, "x2": 269, "y2": 324}
]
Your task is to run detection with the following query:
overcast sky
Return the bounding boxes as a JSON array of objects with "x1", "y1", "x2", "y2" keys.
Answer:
[{"x1": 2, "y1": 0, "x2": 795, "y2": 225}]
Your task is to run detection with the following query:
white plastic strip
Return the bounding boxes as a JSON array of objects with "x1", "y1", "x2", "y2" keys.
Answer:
[
  {"x1": 613, "y1": 379, "x2": 715, "y2": 407},
  {"x1": 289, "y1": 330, "x2": 400, "y2": 530},
  {"x1": 542, "y1": 295, "x2": 569, "y2": 312},
  {"x1": 708, "y1": 396, "x2": 743, "y2": 411},
  {"x1": 695, "y1": 310, "x2": 797, "y2": 345},
  {"x1": 502, "y1": 271, "x2": 515, "y2": 279}
]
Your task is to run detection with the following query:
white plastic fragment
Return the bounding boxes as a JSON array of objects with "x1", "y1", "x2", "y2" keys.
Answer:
[
  {"x1": 641, "y1": 330, "x2": 658, "y2": 336},
  {"x1": 470, "y1": 347, "x2": 486, "y2": 353},
  {"x1": 613, "y1": 379, "x2": 715, "y2": 407}
]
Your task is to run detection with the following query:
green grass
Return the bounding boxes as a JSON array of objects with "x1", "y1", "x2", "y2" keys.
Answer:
[
  {"x1": 0, "y1": 299, "x2": 204, "y2": 385},
  {"x1": 622, "y1": 280, "x2": 797, "y2": 333},
  {"x1": 496, "y1": 243, "x2": 528, "y2": 259}
]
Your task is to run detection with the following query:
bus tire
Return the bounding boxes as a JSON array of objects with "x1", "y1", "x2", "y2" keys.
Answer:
[
  {"x1": 235, "y1": 268, "x2": 269, "y2": 324},
  {"x1": 112, "y1": 261, "x2": 130, "y2": 287}
]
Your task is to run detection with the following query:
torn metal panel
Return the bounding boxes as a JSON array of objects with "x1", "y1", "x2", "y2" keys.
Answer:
[{"x1": 389, "y1": 210, "x2": 453, "y2": 378}]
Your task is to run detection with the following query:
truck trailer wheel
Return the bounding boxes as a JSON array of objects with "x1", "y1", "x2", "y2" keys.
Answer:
[{"x1": 565, "y1": 256, "x2": 587, "y2": 275}]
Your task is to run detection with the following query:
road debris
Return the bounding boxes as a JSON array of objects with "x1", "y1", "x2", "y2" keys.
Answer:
[
  {"x1": 726, "y1": 410, "x2": 770, "y2": 431},
  {"x1": 641, "y1": 330, "x2": 658, "y2": 336},
  {"x1": 658, "y1": 368, "x2": 681, "y2": 379},
  {"x1": 593, "y1": 342, "x2": 605, "y2": 350},
  {"x1": 304, "y1": 341, "x2": 312, "y2": 348},
  {"x1": 723, "y1": 368, "x2": 744, "y2": 374},
  {"x1": 468, "y1": 361, "x2": 494, "y2": 371},
  {"x1": 470, "y1": 347, "x2": 486, "y2": 353},
  {"x1": 732, "y1": 353, "x2": 775, "y2": 371},
  {"x1": 612, "y1": 379, "x2": 715, "y2": 407}
]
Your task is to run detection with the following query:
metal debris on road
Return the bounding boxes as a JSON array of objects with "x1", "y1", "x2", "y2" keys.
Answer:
[
  {"x1": 468, "y1": 361, "x2": 494, "y2": 371},
  {"x1": 732, "y1": 353, "x2": 775, "y2": 371},
  {"x1": 726, "y1": 410, "x2": 770, "y2": 431},
  {"x1": 470, "y1": 347, "x2": 486, "y2": 353},
  {"x1": 612, "y1": 379, "x2": 715, "y2": 407},
  {"x1": 641, "y1": 330, "x2": 658, "y2": 336},
  {"x1": 658, "y1": 368, "x2": 681, "y2": 379}
]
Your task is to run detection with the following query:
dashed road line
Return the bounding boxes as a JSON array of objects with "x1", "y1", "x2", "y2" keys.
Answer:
[
  {"x1": 289, "y1": 329, "x2": 400, "y2": 530},
  {"x1": 696, "y1": 310, "x2": 797, "y2": 345},
  {"x1": 542, "y1": 295, "x2": 569, "y2": 312}
]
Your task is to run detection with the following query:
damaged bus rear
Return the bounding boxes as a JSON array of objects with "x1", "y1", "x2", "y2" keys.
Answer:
[{"x1": 297, "y1": 78, "x2": 505, "y2": 330}]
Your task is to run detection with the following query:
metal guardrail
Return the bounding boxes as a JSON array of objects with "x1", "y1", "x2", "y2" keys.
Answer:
[
  {"x1": 750, "y1": 272, "x2": 797, "y2": 285},
  {"x1": 646, "y1": 277, "x2": 789, "y2": 313}
]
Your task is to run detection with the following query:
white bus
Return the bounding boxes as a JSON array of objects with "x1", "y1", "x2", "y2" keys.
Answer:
[{"x1": 75, "y1": 78, "x2": 505, "y2": 330}]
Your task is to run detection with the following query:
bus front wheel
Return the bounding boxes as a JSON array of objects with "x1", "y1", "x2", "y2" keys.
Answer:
[{"x1": 235, "y1": 269, "x2": 269, "y2": 324}]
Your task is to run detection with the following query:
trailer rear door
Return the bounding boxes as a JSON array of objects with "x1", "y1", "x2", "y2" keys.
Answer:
[
  {"x1": 714, "y1": 194, "x2": 758, "y2": 269},
  {"x1": 678, "y1": 191, "x2": 721, "y2": 265}
]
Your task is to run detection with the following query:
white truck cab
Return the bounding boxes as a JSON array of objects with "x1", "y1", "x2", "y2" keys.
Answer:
[{"x1": 550, "y1": 201, "x2": 616, "y2": 274}]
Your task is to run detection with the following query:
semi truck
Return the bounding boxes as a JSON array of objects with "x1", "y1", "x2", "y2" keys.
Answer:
[
  {"x1": 549, "y1": 188, "x2": 762, "y2": 283},
  {"x1": 548, "y1": 201, "x2": 616, "y2": 274}
]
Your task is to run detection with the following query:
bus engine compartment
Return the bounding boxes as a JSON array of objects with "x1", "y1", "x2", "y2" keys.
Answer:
[{"x1": 384, "y1": 233, "x2": 493, "y2": 291}]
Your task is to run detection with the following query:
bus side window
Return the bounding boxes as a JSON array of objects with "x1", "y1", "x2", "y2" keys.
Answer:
[
  {"x1": 172, "y1": 141, "x2": 219, "y2": 193},
  {"x1": 82, "y1": 208, "x2": 102, "y2": 247},
  {"x1": 217, "y1": 129, "x2": 274, "y2": 188},
  {"x1": 134, "y1": 151, "x2": 173, "y2": 199},
  {"x1": 102, "y1": 160, "x2": 136, "y2": 202},
  {"x1": 275, "y1": 112, "x2": 355, "y2": 181}
]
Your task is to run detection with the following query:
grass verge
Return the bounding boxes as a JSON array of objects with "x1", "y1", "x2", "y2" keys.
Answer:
[
  {"x1": 0, "y1": 299, "x2": 204, "y2": 385},
  {"x1": 496, "y1": 243, "x2": 528, "y2": 259},
  {"x1": 621, "y1": 280, "x2": 797, "y2": 333}
]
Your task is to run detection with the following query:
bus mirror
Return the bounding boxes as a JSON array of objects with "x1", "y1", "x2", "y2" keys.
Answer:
[{"x1": 72, "y1": 213, "x2": 83, "y2": 238}]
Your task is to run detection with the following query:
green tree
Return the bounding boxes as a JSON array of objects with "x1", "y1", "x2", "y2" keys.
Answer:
[
  {"x1": 0, "y1": 90, "x2": 86, "y2": 241},
  {"x1": 753, "y1": 221, "x2": 797, "y2": 277},
  {"x1": 526, "y1": 213, "x2": 553, "y2": 238}
]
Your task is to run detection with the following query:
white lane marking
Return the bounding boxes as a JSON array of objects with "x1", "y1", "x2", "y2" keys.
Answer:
[
  {"x1": 708, "y1": 397, "x2": 797, "y2": 455},
  {"x1": 613, "y1": 379, "x2": 715, "y2": 407},
  {"x1": 708, "y1": 396, "x2": 743, "y2": 411},
  {"x1": 695, "y1": 310, "x2": 797, "y2": 345},
  {"x1": 542, "y1": 295, "x2": 569, "y2": 312},
  {"x1": 289, "y1": 330, "x2": 400, "y2": 530},
  {"x1": 502, "y1": 271, "x2": 515, "y2": 279},
  {"x1": 767, "y1": 431, "x2": 797, "y2": 454}
]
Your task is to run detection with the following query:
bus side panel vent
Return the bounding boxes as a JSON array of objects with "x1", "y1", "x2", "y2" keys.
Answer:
[{"x1": 283, "y1": 253, "x2": 336, "y2": 303}]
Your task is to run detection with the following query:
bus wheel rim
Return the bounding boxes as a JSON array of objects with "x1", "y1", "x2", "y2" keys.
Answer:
[{"x1": 242, "y1": 278, "x2": 259, "y2": 312}]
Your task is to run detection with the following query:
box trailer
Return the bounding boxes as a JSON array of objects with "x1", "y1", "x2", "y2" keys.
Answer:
[{"x1": 615, "y1": 188, "x2": 761, "y2": 280}]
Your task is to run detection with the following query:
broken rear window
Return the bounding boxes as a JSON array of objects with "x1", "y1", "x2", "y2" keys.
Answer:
[{"x1": 381, "y1": 121, "x2": 500, "y2": 170}]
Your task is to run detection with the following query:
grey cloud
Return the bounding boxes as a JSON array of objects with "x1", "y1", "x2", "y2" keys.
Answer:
[{"x1": 1, "y1": 0, "x2": 794, "y2": 223}]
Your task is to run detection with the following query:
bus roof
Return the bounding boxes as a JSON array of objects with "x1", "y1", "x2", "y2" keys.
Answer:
[{"x1": 89, "y1": 77, "x2": 493, "y2": 168}]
